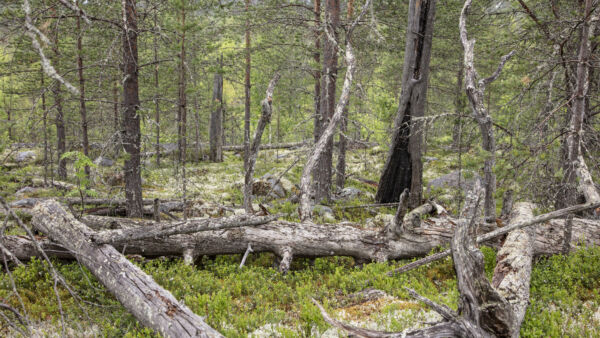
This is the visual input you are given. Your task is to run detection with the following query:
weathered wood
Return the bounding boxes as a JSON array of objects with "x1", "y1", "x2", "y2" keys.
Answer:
[
  {"x1": 388, "y1": 200, "x2": 600, "y2": 276},
  {"x1": 299, "y1": 0, "x2": 370, "y2": 221},
  {"x1": 244, "y1": 73, "x2": 281, "y2": 213},
  {"x1": 30, "y1": 200, "x2": 222, "y2": 337},
  {"x1": 492, "y1": 202, "x2": 534, "y2": 333}
]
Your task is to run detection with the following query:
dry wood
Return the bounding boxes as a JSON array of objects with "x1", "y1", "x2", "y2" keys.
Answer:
[
  {"x1": 244, "y1": 73, "x2": 281, "y2": 213},
  {"x1": 388, "y1": 199, "x2": 600, "y2": 276},
  {"x1": 30, "y1": 200, "x2": 222, "y2": 337}
]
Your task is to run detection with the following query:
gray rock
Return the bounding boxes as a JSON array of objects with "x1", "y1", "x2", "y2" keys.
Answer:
[
  {"x1": 312, "y1": 205, "x2": 335, "y2": 222},
  {"x1": 16, "y1": 187, "x2": 38, "y2": 196},
  {"x1": 337, "y1": 187, "x2": 363, "y2": 200},
  {"x1": 9, "y1": 198, "x2": 41, "y2": 208},
  {"x1": 94, "y1": 156, "x2": 115, "y2": 167},
  {"x1": 15, "y1": 151, "x2": 36, "y2": 163},
  {"x1": 427, "y1": 170, "x2": 480, "y2": 193},
  {"x1": 423, "y1": 156, "x2": 438, "y2": 162}
]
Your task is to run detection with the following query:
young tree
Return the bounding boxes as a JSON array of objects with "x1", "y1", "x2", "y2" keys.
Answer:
[
  {"x1": 210, "y1": 55, "x2": 224, "y2": 162},
  {"x1": 76, "y1": 0, "x2": 90, "y2": 178}
]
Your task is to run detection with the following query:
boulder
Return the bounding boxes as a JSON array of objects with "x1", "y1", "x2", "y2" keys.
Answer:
[
  {"x1": 15, "y1": 151, "x2": 36, "y2": 163},
  {"x1": 94, "y1": 156, "x2": 115, "y2": 167},
  {"x1": 252, "y1": 174, "x2": 296, "y2": 199},
  {"x1": 426, "y1": 170, "x2": 480, "y2": 193},
  {"x1": 337, "y1": 187, "x2": 363, "y2": 200},
  {"x1": 312, "y1": 205, "x2": 335, "y2": 223},
  {"x1": 15, "y1": 187, "x2": 38, "y2": 196}
]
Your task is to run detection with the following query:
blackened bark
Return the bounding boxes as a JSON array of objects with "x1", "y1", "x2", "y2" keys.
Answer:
[
  {"x1": 375, "y1": 0, "x2": 436, "y2": 207},
  {"x1": 313, "y1": 0, "x2": 340, "y2": 203},
  {"x1": 121, "y1": 0, "x2": 144, "y2": 218},
  {"x1": 76, "y1": 0, "x2": 90, "y2": 177},
  {"x1": 210, "y1": 55, "x2": 224, "y2": 162}
]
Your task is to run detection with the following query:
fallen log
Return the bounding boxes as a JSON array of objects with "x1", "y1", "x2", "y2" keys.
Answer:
[
  {"x1": 30, "y1": 200, "x2": 222, "y2": 337},
  {"x1": 6, "y1": 203, "x2": 600, "y2": 271}
]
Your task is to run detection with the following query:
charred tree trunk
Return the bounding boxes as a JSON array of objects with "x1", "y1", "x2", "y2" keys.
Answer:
[
  {"x1": 243, "y1": 74, "x2": 281, "y2": 213},
  {"x1": 313, "y1": 0, "x2": 340, "y2": 203},
  {"x1": 375, "y1": 0, "x2": 436, "y2": 207},
  {"x1": 210, "y1": 55, "x2": 224, "y2": 162},
  {"x1": 76, "y1": 0, "x2": 89, "y2": 177},
  {"x1": 30, "y1": 200, "x2": 222, "y2": 337},
  {"x1": 121, "y1": 0, "x2": 144, "y2": 218}
]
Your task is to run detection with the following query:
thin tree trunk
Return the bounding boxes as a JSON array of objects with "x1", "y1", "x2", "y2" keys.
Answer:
[
  {"x1": 244, "y1": 0, "x2": 251, "y2": 170},
  {"x1": 243, "y1": 73, "x2": 281, "y2": 213},
  {"x1": 178, "y1": 3, "x2": 188, "y2": 216},
  {"x1": 52, "y1": 20, "x2": 67, "y2": 180},
  {"x1": 375, "y1": 0, "x2": 436, "y2": 208},
  {"x1": 313, "y1": 0, "x2": 321, "y2": 144},
  {"x1": 113, "y1": 78, "x2": 119, "y2": 133},
  {"x1": 153, "y1": 7, "x2": 160, "y2": 167},
  {"x1": 313, "y1": 0, "x2": 340, "y2": 203},
  {"x1": 41, "y1": 65, "x2": 49, "y2": 185},
  {"x1": 76, "y1": 0, "x2": 89, "y2": 177},
  {"x1": 210, "y1": 55, "x2": 224, "y2": 162},
  {"x1": 334, "y1": 0, "x2": 354, "y2": 191},
  {"x1": 121, "y1": 0, "x2": 144, "y2": 218}
]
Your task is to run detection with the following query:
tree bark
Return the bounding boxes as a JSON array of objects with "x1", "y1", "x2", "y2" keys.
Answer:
[
  {"x1": 459, "y1": 1, "x2": 515, "y2": 222},
  {"x1": 121, "y1": 0, "x2": 144, "y2": 217},
  {"x1": 312, "y1": 0, "x2": 340, "y2": 203},
  {"x1": 29, "y1": 200, "x2": 222, "y2": 337},
  {"x1": 153, "y1": 7, "x2": 161, "y2": 167},
  {"x1": 51, "y1": 16, "x2": 67, "y2": 180},
  {"x1": 243, "y1": 73, "x2": 281, "y2": 213},
  {"x1": 375, "y1": 0, "x2": 436, "y2": 208},
  {"x1": 177, "y1": 3, "x2": 187, "y2": 166},
  {"x1": 243, "y1": 0, "x2": 251, "y2": 172},
  {"x1": 299, "y1": 1, "x2": 370, "y2": 221},
  {"x1": 76, "y1": 0, "x2": 90, "y2": 177},
  {"x1": 210, "y1": 55, "x2": 224, "y2": 162},
  {"x1": 313, "y1": 0, "x2": 321, "y2": 145}
]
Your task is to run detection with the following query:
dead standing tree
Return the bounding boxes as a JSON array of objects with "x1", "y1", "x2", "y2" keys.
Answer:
[
  {"x1": 460, "y1": 0, "x2": 515, "y2": 223},
  {"x1": 299, "y1": 0, "x2": 372, "y2": 221},
  {"x1": 243, "y1": 73, "x2": 281, "y2": 213},
  {"x1": 375, "y1": 0, "x2": 436, "y2": 208}
]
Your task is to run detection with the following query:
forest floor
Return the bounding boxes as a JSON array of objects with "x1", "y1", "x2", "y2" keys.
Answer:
[{"x1": 1, "y1": 144, "x2": 599, "y2": 337}]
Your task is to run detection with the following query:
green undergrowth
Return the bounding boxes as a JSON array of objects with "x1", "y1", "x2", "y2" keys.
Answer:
[{"x1": 1, "y1": 245, "x2": 598, "y2": 336}]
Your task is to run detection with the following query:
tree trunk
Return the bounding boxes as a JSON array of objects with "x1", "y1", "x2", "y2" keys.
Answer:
[
  {"x1": 52, "y1": 19, "x2": 67, "y2": 180},
  {"x1": 312, "y1": 0, "x2": 321, "y2": 145},
  {"x1": 210, "y1": 55, "x2": 224, "y2": 162},
  {"x1": 243, "y1": 0, "x2": 251, "y2": 171},
  {"x1": 243, "y1": 74, "x2": 281, "y2": 213},
  {"x1": 177, "y1": 3, "x2": 187, "y2": 166},
  {"x1": 76, "y1": 0, "x2": 90, "y2": 177},
  {"x1": 375, "y1": 0, "x2": 436, "y2": 208},
  {"x1": 121, "y1": 0, "x2": 144, "y2": 218},
  {"x1": 113, "y1": 78, "x2": 119, "y2": 133},
  {"x1": 313, "y1": 0, "x2": 340, "y2": 203},
  {"x1": 41, "y1": 65, "x2": 49, "y2": 184},
  {"x1": 153, "y1": 7, "x2": 161, "y2": 167},
  {"x1": 30, "y1": 200, "x2": 222, "y2": 337}
]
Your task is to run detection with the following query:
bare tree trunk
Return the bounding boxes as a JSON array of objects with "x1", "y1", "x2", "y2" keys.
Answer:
[
  {"x1": 153, "y1": 7, "x2": 160, "y2": 167},
  {"x1": 30, "y1": 200, "x2": 222, "y2": 337},
  {"x1": 299, "y1": 1, "x2": 370, "y2": 221},
  {"x1": 121, "y1": 0, "x2": 144, "y2": 218},
  {"x1": 334, "y1": 0, "x2": 354, "y2": 191},
  {"x1": 460, "y1": 1, "x2": 515, "y2": 222},
  {"x1": 375, "y1": 0, "x2": 436, "y2": 208},
  {"x1": 243, "y1": 74, "x2": 281, "y2": 213},
  {"x1": 243, "y1": 0, "x2": 251, "y2": 171},
  {"x1": 177, "y1": 4, "x2": 187, "y2": 166},
  {"x1": 564, "y1": 1, "x2": 600, "y2": 205},
  {"x1": 41, "y1": 65, "x2": 49, "y2": 185},
  {"x1": 312, "y1": 0, "x2": 321, "y2": 145},
  {"x1": 313, "y1": 0, "x2": 340, "y2": 203},
  {"x1": 113, "y1": 78, "x2": 119, "y2": 133},
  {"x1": 210, "y1": 55, "x2": 224, "y2": 162},
  {"x1": 51, "y1": 16, "x2": 67, "y2": 180},
  {"x1": 452, "y1": 61, "x2": 465, "y2": 150},
  {"x1": 76, "y1": 0, "x2": 89, "y2": 177}
]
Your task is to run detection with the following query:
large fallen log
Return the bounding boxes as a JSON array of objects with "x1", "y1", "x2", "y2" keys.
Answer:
[
  {"x1": 6, "y1": 202, "x2": 600, "y2": 270},
  {"x1": 29, "y1": 200, "x2": 222, "y2": 338}
]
